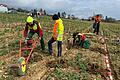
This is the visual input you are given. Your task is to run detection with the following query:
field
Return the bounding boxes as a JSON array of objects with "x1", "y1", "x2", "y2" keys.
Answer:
[{"x1": 0, "y1": 13, "x2": 120, "y2": 80}]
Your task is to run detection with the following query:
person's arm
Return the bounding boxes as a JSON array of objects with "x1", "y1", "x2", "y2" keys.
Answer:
[
  {"x1": 38, "y1": 22, "x2": 43, "y2": 38},
  {"x1": 81, "y1": 34, "x2": 86, "y2": 40},
  {"x1": 53, "y1": 22, "x2": 59, "y2": 39},
  {"x1": 24, "y1": 23, "x2": 28, "y2": 38}
]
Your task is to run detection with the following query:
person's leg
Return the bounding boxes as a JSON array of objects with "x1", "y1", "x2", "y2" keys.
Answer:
[
  {"x1": 93, "y1": 23, "x2": 96, "y2": 33},
  {"x1": 77, "y1": 35, "x2": 81, "y2": 46},
  {"x1": 48, "y1": 37, "x2": 56, "y2": 55},
  {"x1": 28, "y1": 31, "x2": 34, "y2": 39},
  {"x1": 93, "y1": 29, "x2": 96, "y2": 33},
  {"x1": 24, "y1": 32, "x2": 34, "y2": 56},
  {"x1": 57, "y1": 41, "x2": 62, "y2": 57},
  {"x1": 73, "y1": 32, "x2": 79, "y2": 46},
  {"x1": 80, "y1": 40, "x2": 84, "y2": 48},
  {"x1": 37, "y1": 32, "x2": 45, "y2": 50},
  {"x1": 73, "y1": 34, "x2": 76, "y2": 46},
  {"x1": 27, "y1": 31, "x2": 34, "y2": 46},
  {"x1": 97, "y1": 23, "x2": 100, "y2": 35},
  {"x1": 73, "y1": 37, "x2": 76, "y2": 46},
  {"x1": 40, "y1": 36, "x2": 45, "y2": 50}
]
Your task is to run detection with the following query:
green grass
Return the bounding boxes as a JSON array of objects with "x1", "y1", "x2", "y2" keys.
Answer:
[
  {"x1": 0, "y1": 61, "x2": 6, "y2": 66},
  {"x1": 69, "y1": 53, "x2": 88, "y2": 73},
  {"x1": 47, "y1": 53, "x2": 90, "y2": 80},
  {"x1": 0, "y1": 39, "x2": 19, "y2": 56},
  {"x1": 0, "y1": 75, "x2": 14, "y2": 80},
  {"x1": 101, "y1": 22, "x2": 120, "y2": 37},
  {"x1": 0, "y1": 13, "x2": 120, "y2": 79},
  {"x1": 47, "y1": 68, "x2": 81, "y2": 80},
  {"x1": 0, "y1": 49, "x2": 8, "y2": 56},
  {"x1": 0, "y1": 13, "x2": 27, "y2": 23},
  {"x1": 0, "y1": 32, "x2": 5, "y2": 35},
  {"x1": 8, "y1": 40, "x2": 20, "y2": 51}
]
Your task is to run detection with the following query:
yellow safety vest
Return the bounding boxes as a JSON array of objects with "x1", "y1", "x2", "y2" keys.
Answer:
[
  {"x1": 55, "y1": 18, "x2": 64, "y2": 41},
  {"x1": 28, "y1": 24, "x2": 38, "y2": 30}
]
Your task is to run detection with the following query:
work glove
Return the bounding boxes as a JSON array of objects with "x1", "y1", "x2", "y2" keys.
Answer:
[
  {"x1": 53, "y1": 36, "x2": 57, "y2": 40},
  {"x1": 38, "y1": 37, "x2": 41, "y2": 40},
  {"x1": 25, "y1": 37, "x2": 29, "y2": 44},
  {"x1": 53, "y1": 34, "x2": 57, "y2": 40}
]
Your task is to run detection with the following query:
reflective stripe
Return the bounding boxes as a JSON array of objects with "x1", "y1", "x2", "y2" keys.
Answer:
[
  {"x1": 57, "y1": 34, "x2": 63, "y2": 41},
  {"x1": 28, "y1": 24, "x2": 38, "y2": 30},
  {"x1": 33, "y1": 24, "x2": 37, "y2": 30},
  {"x1": 39, "y1": 23, "x2": 42, "y2": 29},
  {"x1": 55, "y1": 18, "x2": 64, "y2": 41},
  {"x1": 56, "y1": 19, "x2": 64, "y2": 35},
  {"x1": 21, "y1": 60, "x2": 26, "y2": 73}
]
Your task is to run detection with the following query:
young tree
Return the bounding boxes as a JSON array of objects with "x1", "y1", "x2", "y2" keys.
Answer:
[
  {"x1": 33, "y1": 9, "x2": 37, "y2": 17},
  {"x1": 44, "y1": 10, "x2": 46, "y2": 15},
  {"x1": 40, "y1": 8, "x2": 43, "y2": 15},
  {"x1": 105, "y1": 16, "x2": 108, "y2": 21},
  {"x1": 107, "y1": 17, "x2": 116, "y2": 22},
  {"x1": 61, "y1": 12, "x2": 66, "y2": 18},
  {"x1": 58, "y1": 12, "x2": 61, "y2": 18},
  {"x1": 17, "y1": 8, "x2": 23, "y2": 12},
  {"x1": 40, "y1": 8, "x2": 43, "y2": 12},
  {"x1": 71, "y1": 15, "x2": 75, "y2": 19},
  {"x1": 68, "y1": 14, "x2": 71, "y2": 19}
]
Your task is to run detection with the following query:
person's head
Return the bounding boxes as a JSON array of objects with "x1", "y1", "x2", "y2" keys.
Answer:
[
  {"x1": 26, "y1": 16, "x2": 34, "y2": 25},
  {"x1": 52, "y1": 14, "x2": 59, "y2": 20},
  {"x1": 96, "y1": 15, "x2": 99, "y2": 17}
]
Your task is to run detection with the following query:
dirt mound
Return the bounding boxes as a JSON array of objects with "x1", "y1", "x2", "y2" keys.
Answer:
[
  {"x1": 88, "y1": 63, "x2": 108, "y2": 79},
  {"x1": 46, "y1": 59, "x2": 69, "y2": 68}
]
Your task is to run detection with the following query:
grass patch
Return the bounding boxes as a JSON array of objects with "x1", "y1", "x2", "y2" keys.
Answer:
[
  {"x1": 0, "y1": 75, "x2": 14, "y2": 80},
  {"x1": 8, "y1": 40, "x2": 20, "y2": 51},
  {"x1": 0, "y1": 61, "x2": 6, "y2": 66},
  {"x1": 69, "y1": 53, "x2": 88, "y2": 73},
  {"x1": 47, "y1": 68, "x2": 80, "y2": 80},
  {"x1": 0, "y1": 49, "x2": 8, "y2": 56},
  {"x1": 0, "y1": 32, "x2": 5, "y2": 35}
]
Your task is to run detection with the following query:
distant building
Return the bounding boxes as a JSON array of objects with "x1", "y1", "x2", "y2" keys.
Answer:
[
  {"x1": 38, "y1": 8, "x2": 46, "y2": 16},
  {"x1": 0, "y1": 4, "x2": 8, "y2": 13}
]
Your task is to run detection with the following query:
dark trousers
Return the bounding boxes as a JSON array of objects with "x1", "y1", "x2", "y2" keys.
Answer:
[
  {"x1": 48, "y1": 37, "x2": 62, "y2": 57},
  {"x1": 80, "y1": 40, "x2": 84, "y2": 47},
  {"x1": 93, "y1": 22, "x2": 100, "y2": 35},
  {"x1": 73, "y1": 32, "x2": 79, "y2": 46},
  {"x1": 28, "y1": 31, "x2": 45, "y2": 50}
]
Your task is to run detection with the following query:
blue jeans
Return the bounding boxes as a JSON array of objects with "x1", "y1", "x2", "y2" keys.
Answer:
[{"x1": 48, "y1": 37, "x2": 62, "y2": 57}]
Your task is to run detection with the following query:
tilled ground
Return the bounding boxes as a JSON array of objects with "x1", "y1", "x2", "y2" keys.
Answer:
[
  {"x1": 0, "y1": 31, "x2": 109, "y2": 80},
  {"x1": 0, "y1": 21, "x2": 120, "y2": 80}
]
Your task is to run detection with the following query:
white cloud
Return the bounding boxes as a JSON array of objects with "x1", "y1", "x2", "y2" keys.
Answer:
[
  {"x1": 17, "y1": 0, "x2": 37, "y2": 5},
  {"x1": 0, "y1": 0, "x2": 120, "y2": 19}
]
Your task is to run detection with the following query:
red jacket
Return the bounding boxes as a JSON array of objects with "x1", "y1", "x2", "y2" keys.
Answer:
[
  {"x1": 81, "y1": 34, "x2": 86, "y2": 40},
  {"x1": 24, "y1": 20, "x2": 42, "y2": 38}
]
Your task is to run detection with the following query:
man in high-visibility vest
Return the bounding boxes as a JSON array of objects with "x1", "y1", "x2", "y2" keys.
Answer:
[
  {"x1": 24, "y1": 16, "x2": 45, "y2": 50},
  {"x1": 48, "y1": 14, "x2": 64, "y2": 57},
  {"x1": 93, "y1": 15, "x2": 101, "y2": 35}
]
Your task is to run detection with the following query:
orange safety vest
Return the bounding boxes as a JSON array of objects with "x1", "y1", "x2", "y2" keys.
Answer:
[{"x1": 53, "y1": 18, "x2": 64, "y2": 41}]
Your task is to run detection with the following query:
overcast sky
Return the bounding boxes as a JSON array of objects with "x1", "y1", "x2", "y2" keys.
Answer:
[{"x1": 1, "y1": 0, "x2": 120, "y2": 19}]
